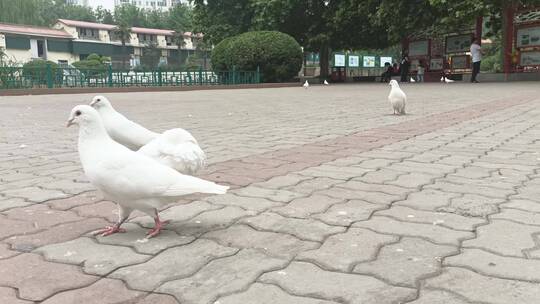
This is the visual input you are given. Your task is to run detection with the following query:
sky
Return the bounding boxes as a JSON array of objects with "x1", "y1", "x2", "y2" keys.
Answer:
[{"x1": 86, "y1": 0, "x2": 115, "y2": 10}]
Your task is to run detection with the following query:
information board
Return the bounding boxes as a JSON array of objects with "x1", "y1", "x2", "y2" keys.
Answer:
[
  {"x1": 430, "y1": 58, "x2": 444, "y2": 70},
  {"x1": 451, "y1": 55, "x2": 470, "y2": 69},
  {"x1": 363, "y1": 56, "x2": 376, "y2": 67},
  {"x1": 446, "y1": 34, "x2": 472, "y2": 53},
  {"x1": 348, "y1": 55, "x2": 359, "y2": 67},
  {"x1": 517, "y1": 26, "x2": 540, "y2": 48},
  {"x1": 380, "y1": 56, "x2": 393, "y2": 67},
  {"x1": 334, "y1": 54, "x2": 346, "y2": 67},
  {"x1": 520, "y1": 51, "x2": 540, "y2": 66},
  {"x1": 409, "y1": 40, "x2": 429, "y2": 57}
]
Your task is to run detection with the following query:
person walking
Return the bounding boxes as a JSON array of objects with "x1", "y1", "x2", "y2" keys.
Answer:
[
  {"x1": 470, "y1": 37, "x2": 484, "y2": 83},
  {"x1": 417, "y1": 60, "x2": 425, "y2": 82},
  {"x1": 400, "y1": 54, "x2": 410, "y2": 82}
]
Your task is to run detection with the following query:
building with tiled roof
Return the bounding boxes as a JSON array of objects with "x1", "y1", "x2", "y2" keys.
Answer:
[{"x1": 0, "y1": 19, "x2": 202, "y2": 68}]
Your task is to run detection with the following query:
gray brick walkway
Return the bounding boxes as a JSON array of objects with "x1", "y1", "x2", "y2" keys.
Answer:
[{"x1": 1, "y1": 82, "x2": 540, "y2": 303}]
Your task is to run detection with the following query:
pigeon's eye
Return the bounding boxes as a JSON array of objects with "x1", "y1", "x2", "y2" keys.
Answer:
[
  {"x1": 97, "y1": 98, "x2": 101, "y2": 102},
  {"x1": 75, "y1": 110, "x2": 82, "y2": 116}
]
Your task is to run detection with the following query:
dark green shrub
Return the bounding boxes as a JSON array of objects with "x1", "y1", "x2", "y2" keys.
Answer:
[
  {"x1": 73, "y1": 53, "x2": 110, "y2": 77},
  {"x1": 211, "y1": 31, "x2": 303, "y2": 82},
  {"x1": 22, "y1": 59, "x2": 58, "y2": 84}
]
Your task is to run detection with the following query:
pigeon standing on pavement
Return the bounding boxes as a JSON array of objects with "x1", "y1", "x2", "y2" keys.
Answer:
[
  {"x1": 90, "y1": 96, "x2": 206, "y2": 175},
  {"x1": 441, "y1": 76, "x2": 455, "y2": 83},
  {"x1": 388, "y1": 80, "x2": 407, "y2": 115},
  {"x1": 323, "y1": 80, "x2": 329, "y2": 85},
  {"x1": 303, "y1": 80, "x2": 309, "y2": 89},
  {"x1": 66, "y1": 105, "x2": 228, "y2": 238}
]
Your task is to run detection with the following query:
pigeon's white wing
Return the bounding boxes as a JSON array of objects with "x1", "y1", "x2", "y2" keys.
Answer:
[
  {"x1": 100, "y1": 109, "x2": 158, "y2": 150},
  {"x1": 86, "y1": 145, "x2": 223, "y2": 200},
  {"x1": 138, "y1": 128, "x2": 206, "y2": 175}
]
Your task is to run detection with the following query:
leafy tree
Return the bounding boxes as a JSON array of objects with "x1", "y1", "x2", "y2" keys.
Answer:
[
  {"x1": 168, "y1": 3, "x2": 193, "y2": 32},
  {"x1": 212, "y1": 31, "x2": 303, "y2": 82},
  {"x1": 95, "y1": 6, "x2": 114, "y2": 24},
  {"x1": 111, "y1": 20, "x2": 132, "y2": 70}
]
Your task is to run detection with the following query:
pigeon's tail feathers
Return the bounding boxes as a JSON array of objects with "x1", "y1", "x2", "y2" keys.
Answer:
[{"x1": 163, "y1": 175, "x2": 229, "y2": 197}]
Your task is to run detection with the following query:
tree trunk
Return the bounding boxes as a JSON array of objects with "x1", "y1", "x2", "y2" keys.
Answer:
[
  {"x1": 501, "y1": 1, "x2": 516, "y2": 76},
  {"x1": 121, "y1": 41, "x2": 127, "y2": 70},
  {"x1": 319, "y1": 44, "x2": 330, "y2": 82}
]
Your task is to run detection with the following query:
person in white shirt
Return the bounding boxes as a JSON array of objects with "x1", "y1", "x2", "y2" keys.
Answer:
[
  {"x1": 417, "y1": 60, "x2": 425, "y2": 82},
  {"x1": 470, "y1": 37, "x2": 484, "y2": 83}
]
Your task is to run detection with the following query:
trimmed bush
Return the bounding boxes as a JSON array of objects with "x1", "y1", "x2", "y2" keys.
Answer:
[
  {"x1": 211, "y1": 31, "x2": 303, "y2": 82},
  {"x1": 72, "y1": 53, "x2": 111, "y2": 78},
  {"x1": 22, "y1": 59, "x2": 58, "y2": 84}
]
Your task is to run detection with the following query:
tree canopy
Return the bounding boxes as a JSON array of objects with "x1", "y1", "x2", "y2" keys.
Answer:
[{"x1": 0, "y1": 0, "x2": 193, "y2": 30}]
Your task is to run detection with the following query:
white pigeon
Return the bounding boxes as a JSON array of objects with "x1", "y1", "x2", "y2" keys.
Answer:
[
  {"x1": 66, "y1": 105, "x2": 228, "y2": 238},
  {"x1": 303, "y1": 80, "x2": 309, "y2": 89},
  {"x1": 323, "y1": 80, "x2": 329, "y2": 85},
  {"x1": 410, "y1": 77, "x2": 416, "y2": 83},
  {"x1": 388, "y1": 80, "x2": 406, "y2": 115},
  {"x1": 90, "y1": 96, "x2": 206, "y2": 175},
  {"x1": 441, "y1": 76, "x2": 455, "y2": 83}
]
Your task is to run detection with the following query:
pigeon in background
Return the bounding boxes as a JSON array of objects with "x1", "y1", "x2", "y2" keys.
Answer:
[
  {"x1": 323, "y1": 80, "x2": 329, "y2": 85},
  {"x1": 388, "y1": 80, "x2": 407, "y2": 115},
  {"x1": 410, "y1": 77, "x2": 416, "y2": 83},
  {"x1": 66, "y1": 105, "x2": 228, "y2": 238},
  {"x1": 441, "y1": 76, "x2": 455, "y2": 83},
  {"x1": 303, "y1": 80, "x2": 309, "y2": 89},
  {"x1": 90, "y1": 96, "x2": 206, "y2": 175}
]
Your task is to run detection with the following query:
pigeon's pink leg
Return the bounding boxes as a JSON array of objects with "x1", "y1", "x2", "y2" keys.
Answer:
[
  {"x1": 146, "y1": 210, "x2": 169, "y2": 238},
  {"x1": 92, "y1": 224, "x2": 126, "y2": 237}
]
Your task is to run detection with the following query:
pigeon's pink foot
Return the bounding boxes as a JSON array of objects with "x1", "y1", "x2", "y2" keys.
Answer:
[
  {"x1": 93, "y1": 225, "x2": 126, "y2": 237},
  {"x1": 146, "y1": 217, "x2": 170, "y2": 238}
]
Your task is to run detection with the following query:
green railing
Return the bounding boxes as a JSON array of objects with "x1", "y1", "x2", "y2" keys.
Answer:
[{"x1": 0, "y1": 64, "x2": 261, "y2": 89}]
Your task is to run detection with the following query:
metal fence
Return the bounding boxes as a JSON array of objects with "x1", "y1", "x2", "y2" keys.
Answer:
[{"x1": 0, "y1": 64, "x2": 261, "y2": 89}]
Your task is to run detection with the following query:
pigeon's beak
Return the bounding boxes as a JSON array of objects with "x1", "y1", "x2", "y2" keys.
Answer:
[
  {"x1": 89, "y1": 100, "x2": 97, "y2": 107},
  {"x1": 66, "y1": 118, "x2": 74, "y2": 127}
]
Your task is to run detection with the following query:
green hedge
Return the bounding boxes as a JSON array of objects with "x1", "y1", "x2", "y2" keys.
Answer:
[
  {"x1": 211, "y1": 31, "x2": 302, "y2": 82},
  {"x1": 22, "y1": 60, "x2": 58, "y2": 84}
]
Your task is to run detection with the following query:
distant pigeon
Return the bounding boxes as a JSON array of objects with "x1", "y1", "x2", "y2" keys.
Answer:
[
  {"x1": 323, "y1": 80, "x2": 329, "y2": 85},
  {"x1": 90, "y1": 96, "x2": 205, "y2": 175},
  {"x1": 388, "y1": 80, "x2": 406, "y2": 115},
  {"x1": 67, "y1": 105, "x2": 228, "y2": 238},
  {"x1": 441, "y1": 76, "x2": 455, "y2": 83},
  {"x1": 303, "y1": 80, "x2": 309, "y2": 89},
  {"x1": 410, "y1": 77, "x2": 416, "y2": 83}
]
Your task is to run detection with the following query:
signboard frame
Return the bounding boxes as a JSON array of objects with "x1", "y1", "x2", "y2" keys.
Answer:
[
  {"x1": 348, "y1": 55, "x2": 360, "y2": 67},
  {"x1": 519, "y1": 50, "x2": 540, "y2": 66},
  {"x1": 408, "y1": 39, "x2": 430, "y2": 57},
  {"x1": 363, "y1": 56, "x2": 376, "y2": 68},
  {"x1": 515, "y1": 24, "x2": 540, "y2": 49},
  {"x1": 445, "y1": 34, "x2": 473, "y2": 54},
  {"x1": 429, "y1": 58, "x2": 444, "y2": 71},
  {"x1": 450, "y1": 55, "x2": 471, "y2": 70}
]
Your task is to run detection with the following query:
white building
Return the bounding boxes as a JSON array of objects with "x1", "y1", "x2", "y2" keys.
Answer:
[
  {"x1": 1, "y1": 19, "x2": 201, "y2": 68},
  {"x1": 114, "y1": 0, "x2": 186, "y2": 11}
]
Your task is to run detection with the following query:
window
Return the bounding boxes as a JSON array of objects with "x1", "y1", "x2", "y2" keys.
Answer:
[
  {"x1": 37, "y1": 40, "x2": 45, "y2": 58},
  {"x1": 77, "y1": 27, "x2": 99, "y2": 40},
  {"x1": 137, "y1": 33, "x2": 157, "y2": 44},
  {"x1": 165, "y1": 35, "x2": 173, "y2": 46}
]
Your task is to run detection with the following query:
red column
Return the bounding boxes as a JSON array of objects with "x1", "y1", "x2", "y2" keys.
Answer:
[
  {"x1": 503, "y1": 5, "x2": 515, "y2": 75},
  {"x1": 475, "y1": 16, "x2": 483, "y2": 45}
]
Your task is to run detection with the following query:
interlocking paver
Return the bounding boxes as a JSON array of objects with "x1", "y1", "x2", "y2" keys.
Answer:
[
  {"x1": 241, "y1": 212, "x2": 345, "y2": 242},
  {"x1": 271, "y1": 194, "x2": 343, "y2": 218},
  {"x1": 353, "y1": 237, "x2": 456, "y2": 287},
  {"x1": 297, "y1": 227, "x2": 397, "y2": 272},
  {"x1": 424, "y1": 267, "x2": 540, "y2": 304},
  {"x1": 353, "y1": 216, "x2": 474, "y2": 245},
  {"x1": 157, "y1": 249, "x2": 287, "y2": 304},
  {"x1": 260, "y1": 261, "x2": 416, "y2": 303},
  {"x1": 4, "y1": 204, "x2": 84, "y2": 229},
  {"x1": 40, "y1": 278, "x2": 146, "y2": 304},
  {"x1": 112, "y1": 239, "x2": 237, "y2": 291},
  {"x1": 445, "y1": 248, "x2": 540, "y2": 282},
  {"x1": 312, "y1": 199, "x2": 383, "y2": 226},
  {"x1": 462, "y1": 220, "x2": 540, "y2": 257},
  {"x1": 0, "y1": 253, "x2": 97, "y2": 301},
  {"x1": 204, "y1": 224, "x2": 318, "y2": 259},
  {"x1": 0, "y1": 287, "x2": 34, "y2": 304},
  {"x1": 218, "y1": 283, "x2": 339, "y2": 304},
  {"x1": 35, "y1": 237, "x2": 150, "y2": 275}
]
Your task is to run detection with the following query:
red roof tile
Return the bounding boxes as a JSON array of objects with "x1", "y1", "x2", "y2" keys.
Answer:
[
  {"x1": 57, "y1": 19, "x2": 116, "y2": 30},
  {"x1": 0, "y1": 23, "x2": 72, "y2": 38}
]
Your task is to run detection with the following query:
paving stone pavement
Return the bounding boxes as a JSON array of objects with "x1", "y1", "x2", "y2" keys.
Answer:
[{"x1": 2, "y1": 83, "x2": 540, "y2": 303}]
